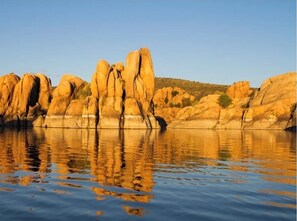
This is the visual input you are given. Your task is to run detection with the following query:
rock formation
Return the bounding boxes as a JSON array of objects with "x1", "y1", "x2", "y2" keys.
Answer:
[
  {"x1": 169, "y1": 94, "x2": 222, "y2": 128},
  {"x1": 43, "y1": 75, "x2": 85, "y2": 128},
  {"x1": 168, "y1": 72, "x2": 296, "y2": 130},
  {"x1": 0, "y1": 73, "x2": 20, "y2": 116},
  {"x1": 90, "y1": 48, "x2": 159, "y2": 129},
  {"x1": 0, "y1": 73, "x2": 51, "y2": 127},
  {"x1": 0, "y1": 48, "x2": 295, "y2": 130},
  {"x1": 153, "y1": 87, "x2": 195, "y2": 123},
  {"x1": 41, "y1": 47, "x2": 159, "y2": 129},
  {"x1": 243, "y1": 72, "x2": 296, "y2": 129},
  {"x1": 226, "y1": 81, "x2": 252, "y2": 99}
]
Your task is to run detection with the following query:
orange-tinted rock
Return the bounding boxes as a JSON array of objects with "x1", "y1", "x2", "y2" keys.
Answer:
[
  {"x1": 91, "y1": 60, "x2": 110, "y2": 98},
  {"x1": 243, "y1": 72, "x2": 296, "y2": 129},
  {"x1": 122, "y1": 50, "x2": 140, "y2": 98},
  {"x1": 169, "y1": 94, "x2": 222, "y2": 128},
  {"x1": 43, "y1": 75, "x2": 85, "y2": 128},
  {"x1": 168, "y1": 72, "x2": 296, "y2": 130},
  {"x1": 0, "y1": 73, "x2": 20, "y2": 115},
  {"x1": 6, "y1": 73, "x2": 40, "y2": 117},
  {"x1": 65, "y1": 100, "x2": 83, "y2": 116},
  {"x1": 89, "y1": 48, "x2": 159, "y2": 129},
  {"x1": 35, "y1": 73, "x2": 52, "y2": 111},
  {"x1": 139, "y1": 48, "x2": 155, "y2": 107},
  {"x1": 81, "y1": 96, "x2": 98, "y2": 128},
  {"x1": 153, "y1": 87, "x2": 195, "y2": 123},
  {"x1": 226, "y1": 81, "x2": 251, "y2": 99},
  {"x1": 47, "y1": 75, "x2": 83, "y2": 116}
]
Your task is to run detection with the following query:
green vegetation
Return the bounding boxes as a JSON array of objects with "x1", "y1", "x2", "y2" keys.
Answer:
[
  {"x1": 240, "y1": 102, "x2": 250, "y2": 109},
  {"x1": 168, "y1": 103, "x2": 182, "y2": 108},
  {"x1": 218, "y1": 93, "x2": 232, "y2": 108},
  {"x1": 155, "y1": 77, "x2": 229, "y2": 101},
  {"x1": 171, "y1": 90, "x2": 179, "y2": 97},
  {"x1": 175, "y1": 103, "x2": 181, "y2": 108},
  {"x1": 73, "y1": 82, "x2": 92, "y2": 101},
  {"x1": 164, "y1": 96, "x2": 169, "y2": 104},
  {"x1": 182, "y1": 98, "x2": 192, "y2": 107}
]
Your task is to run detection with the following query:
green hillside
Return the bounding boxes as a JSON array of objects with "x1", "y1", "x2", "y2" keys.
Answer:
[{"x1": 155, "y1": 77, "x2": 229, "y2": 101}]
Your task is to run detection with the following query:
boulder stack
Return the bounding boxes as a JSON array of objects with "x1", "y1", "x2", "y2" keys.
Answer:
[
  {"x1": 90, "y1": 48, "x2": 159, "y2": 129},
  {"x1": 0, "y1": 73, "x2": 52, "y2": 127},
  {"x1": 41, "y1": 47, "x2": 159, "y2": 129}
]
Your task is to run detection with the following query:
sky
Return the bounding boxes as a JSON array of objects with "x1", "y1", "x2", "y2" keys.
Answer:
[{"x1": 0, "y1": 0, "x2": 295, "y2": 87}]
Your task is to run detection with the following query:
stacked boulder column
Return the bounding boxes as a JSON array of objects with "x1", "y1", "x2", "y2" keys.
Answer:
[
  {"x1": 122, "y1": 48, "x2": 158, "y2": 128},
  {"x1": 91, "y1": 60, "x2": 125, "y2": 128},
  {"x1": 91, "y1": 48, "x2": 159, "y2": 129}
]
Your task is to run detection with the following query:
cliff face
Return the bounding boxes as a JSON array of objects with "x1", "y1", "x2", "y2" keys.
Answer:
[{"x1": 168, "y1": 72, "x2": 296, "y2": 130}]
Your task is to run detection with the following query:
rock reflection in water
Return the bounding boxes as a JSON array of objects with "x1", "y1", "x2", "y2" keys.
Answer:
[
  {"x1": 0, "y1": 128, "x2": 295, "y2": 187},
  {"x1": 0, "y1": 128, "x2": 295, "y2": 219}
]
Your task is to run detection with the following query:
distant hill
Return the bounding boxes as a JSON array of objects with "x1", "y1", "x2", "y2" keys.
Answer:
[{"x1": 155, "y1": 77, "x2": 229, "y2": 101}]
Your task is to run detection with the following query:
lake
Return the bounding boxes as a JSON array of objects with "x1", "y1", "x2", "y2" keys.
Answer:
[{"x1": 0, "y1": 128, "x2": 295, "y2": 221}]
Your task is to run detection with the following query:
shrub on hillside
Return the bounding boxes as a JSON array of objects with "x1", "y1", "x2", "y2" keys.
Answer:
[
  {"x1": 218, "y1": 94, "x2": 232, "y2": 108},
  {"x1": 182, "y1": 98, "x2": 192, "y2": 107},
  {"x1": 171, "y1": 90, "x2": 179, "y2": 97},
  {"x1": 164, "y1": 96, "x2": 169, "y2": 104}
]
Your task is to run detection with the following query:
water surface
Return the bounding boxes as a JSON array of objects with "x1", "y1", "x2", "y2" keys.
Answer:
[{"x1": 0, "y1": 128, "x2": 295, "y2": 220}]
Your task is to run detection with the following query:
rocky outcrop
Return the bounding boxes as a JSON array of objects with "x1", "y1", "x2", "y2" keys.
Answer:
[
  {"x1": 168, "y1": 72, "x2": 296, "y2": 130},
  {"x1": 0, "y1": 73, "x2": 20, "y2": 116},
  {"x1": 36, "y1": 73, "x2": 52, "y2": 112},
  {"x1": 226, "y1": 81, "x2": 252, "y2": 99},
  {"x1": 43, "y1": 75, "x2": 87, "y2": 128},
  {"x1": 41, "y1": 47, "x2": 159, "y2": 129},
  {"x1": 243, "y1": 72, "x2": 296, "y2": 129},
  {"x1": 91, "y1": 60, "x2": 124, "y2": 128},
  {"x1": 121, "y1": 48, "x2": 158, "y2": 128},
  {"x1": 0, "y1": 49, "x2": 295, "y2": 130},
  {"x1": 0, "y1": 73, "x2": 52, "y2": 127},
  {"x1": 153, "y1": 87, "x2": 195, "y2": 123},
  {"x1": 90, "y1": 48, "x2": 159, "y2": 129},
  {"x1": 169, "y1": 94, "x2": 222, "y2": 128}
]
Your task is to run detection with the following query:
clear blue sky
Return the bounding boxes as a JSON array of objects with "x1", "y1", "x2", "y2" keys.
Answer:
[{"x1": 0, "y1": 0, "x2": 295, "y2": 87}]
